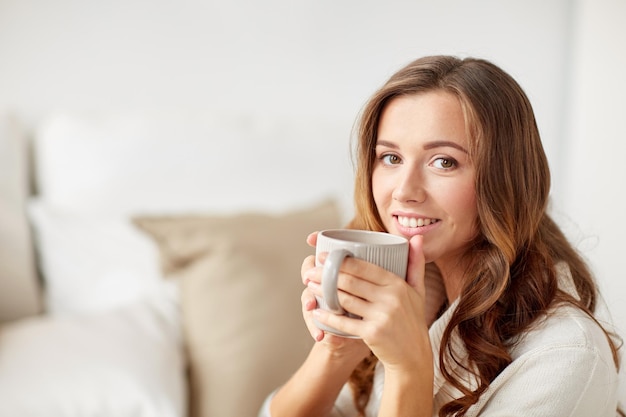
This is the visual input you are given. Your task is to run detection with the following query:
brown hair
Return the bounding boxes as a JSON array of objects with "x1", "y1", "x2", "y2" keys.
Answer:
[{"x1": 347, "y1": 55, "x2": 622, "y2": 416}]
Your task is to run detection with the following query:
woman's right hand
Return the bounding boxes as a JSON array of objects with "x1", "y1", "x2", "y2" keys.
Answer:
[
  {"x1": 269, "y1": 235, "x2": 372, "y2": 417},
  {"x1": 300, "y1": 232, "x2": 371, "y2": 362}
]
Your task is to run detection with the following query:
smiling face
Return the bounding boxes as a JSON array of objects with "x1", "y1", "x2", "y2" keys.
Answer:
[{"x1": 372, "y1": 91, "x2": 479, "y2": 269}]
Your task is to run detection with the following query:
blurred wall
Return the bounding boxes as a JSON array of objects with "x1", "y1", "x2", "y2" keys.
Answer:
[
  {"x1": 0, "y1": 0, "x2": 624, "y2": 396},
  {"x1": 564, "y1": 0, "x2": 626, "y2": 399},
  {"x1": 0, "y1": 0, "x2": 570, "y2": 158}
]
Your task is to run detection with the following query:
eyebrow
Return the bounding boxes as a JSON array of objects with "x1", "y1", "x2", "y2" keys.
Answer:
[{"x1": 376, "y1": 140, "x2": 469, "y2": 154}]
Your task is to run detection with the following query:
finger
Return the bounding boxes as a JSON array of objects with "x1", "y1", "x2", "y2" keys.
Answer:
[
  {"x1": 332, "y1": 268, "x2": 408, "y2": 319},
  {"x1": 333, "y1": 287, "x2": 370, "y2": 318},
  {"x1": 321, "y1": 258, "x2": 398, "y2": 308},
  {"x1": 306, "y1": 279, "x2": 322, "y2": 298},
  {"x1": 301, "y1": 288, "x2": 325, "y2": 341},
  {"x1": 406, "y1": 235, "x2": 426, "y2": 294},
  {"x1": 301, "y1": 254, "x2": 316, "y2": 285},
  {"x1": 301, "y1": 286, "x2": 318, "y2": 311},
  {"x1": 306, "y1": 231, "x2": 319, "y2": 247},
  {"x1": 312, "y1": 308, "x2": 361, "y2": 339},
  {"x1": 316, "y1": 251, "x2": 328, "y2": 266},
  {"x1": 333, "y1": 256, "x2": 398, "y2": 286}
]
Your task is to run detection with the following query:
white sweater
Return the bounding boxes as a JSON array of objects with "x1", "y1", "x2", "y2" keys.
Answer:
[{"x1": 260, "y1": 267, "x2": 621, "y2": 416}]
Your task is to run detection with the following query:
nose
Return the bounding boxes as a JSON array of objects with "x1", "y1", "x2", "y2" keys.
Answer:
[{"x1": 392, "y1": 164, "x2": 427, "y2": 203}]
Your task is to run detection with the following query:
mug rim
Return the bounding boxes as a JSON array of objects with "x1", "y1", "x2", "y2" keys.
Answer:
[{"x1": 318, "y1": 229, "x2": 407, "y2": 246}]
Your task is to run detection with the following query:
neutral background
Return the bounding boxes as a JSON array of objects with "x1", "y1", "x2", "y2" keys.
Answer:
[{"x1": 1, "y1": 0, "x2": 624, "y2": 398}]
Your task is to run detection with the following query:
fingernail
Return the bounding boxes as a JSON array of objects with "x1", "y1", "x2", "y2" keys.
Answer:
[{"x1": 304, "y1": 268, "x2": 316, "y2": 281}]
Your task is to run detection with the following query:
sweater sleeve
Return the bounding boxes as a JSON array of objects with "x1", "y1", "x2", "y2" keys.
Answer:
[
  {"x1": 257, "y1": 390, "x2": 275, "y2": 417},
  {"x1": 466, "y1": 316, "x2": 619, "y2": 416}
]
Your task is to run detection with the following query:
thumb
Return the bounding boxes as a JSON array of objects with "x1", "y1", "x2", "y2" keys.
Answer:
[{"x1": 406, "y1": 235, "x2": 426, "y2": 294}]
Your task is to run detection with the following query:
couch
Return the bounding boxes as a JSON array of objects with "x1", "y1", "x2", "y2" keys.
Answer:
[{"x1": 0, "y1": 111, "x2": 354, "y2": 417}]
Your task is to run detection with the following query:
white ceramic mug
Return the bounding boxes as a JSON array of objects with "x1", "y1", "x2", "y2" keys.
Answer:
[{"x1": 314, "y1": 229, "x2": 409, "y2": 338}]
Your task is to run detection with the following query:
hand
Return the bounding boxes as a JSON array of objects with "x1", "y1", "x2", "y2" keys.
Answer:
[
  {"x1": 300, "y1": 232, "x2": 370, "y2": 361},
  {"x1": 308, "y1": 235, "x2": 433, "y2": 372}
]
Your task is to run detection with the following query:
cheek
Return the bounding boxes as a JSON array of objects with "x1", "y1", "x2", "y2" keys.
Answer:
[
  {"x1": 371, "y1": 172, "x2": 392, "y2": 223},
  {"x1": 454, "y1": 186, "x2": 478, "y2": 230},
  {"x1": 372, "y1": 171, "x2": 394, "y2": 203}
]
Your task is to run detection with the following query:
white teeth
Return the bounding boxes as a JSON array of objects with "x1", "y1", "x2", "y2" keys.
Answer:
[{"x1": 398, "y1": 216, "x2": 437, "y2": 228}]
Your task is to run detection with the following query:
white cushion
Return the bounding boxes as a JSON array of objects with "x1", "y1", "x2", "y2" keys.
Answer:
[
  {"x1": 0, "y1": 288, "x2": 186, "y2": 417},
  {"x1": 28, "y1": 200, "x2": 164, "y2": 315}
]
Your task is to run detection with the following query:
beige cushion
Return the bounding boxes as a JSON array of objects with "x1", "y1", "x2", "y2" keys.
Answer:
[
  {"x1": 133, "y1": 201, "x2": 342, "y2": 417},
  {"x1": 0, "y1": 114, "x2": 41, "y2": 322}
]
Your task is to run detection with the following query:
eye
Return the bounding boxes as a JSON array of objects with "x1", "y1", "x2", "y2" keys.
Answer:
[
  {"x1": 432, "y1": 157, "x2": 457, "y2": 169},
  {"x1": 380, "y1": 153, "x2": 402, "y2": 165}
]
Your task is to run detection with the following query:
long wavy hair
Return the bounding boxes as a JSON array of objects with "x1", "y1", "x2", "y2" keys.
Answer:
[{"x1": 346, "y1": 55, "x2": 622, "y2": 416}]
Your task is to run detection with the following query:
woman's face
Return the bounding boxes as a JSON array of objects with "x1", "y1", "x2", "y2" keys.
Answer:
[{"x1": 372, "y1": 91, "x2": 478, "y2": 267}]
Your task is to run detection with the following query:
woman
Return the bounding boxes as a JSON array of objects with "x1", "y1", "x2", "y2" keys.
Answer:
[{"x1": 260, "y1": 55, "x2": 622, "y2": 416}]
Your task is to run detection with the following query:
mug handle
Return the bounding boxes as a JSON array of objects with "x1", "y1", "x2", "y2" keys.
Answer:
[{"x1": 321, "y1": 249, "x2": 353, "y2": 314}]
